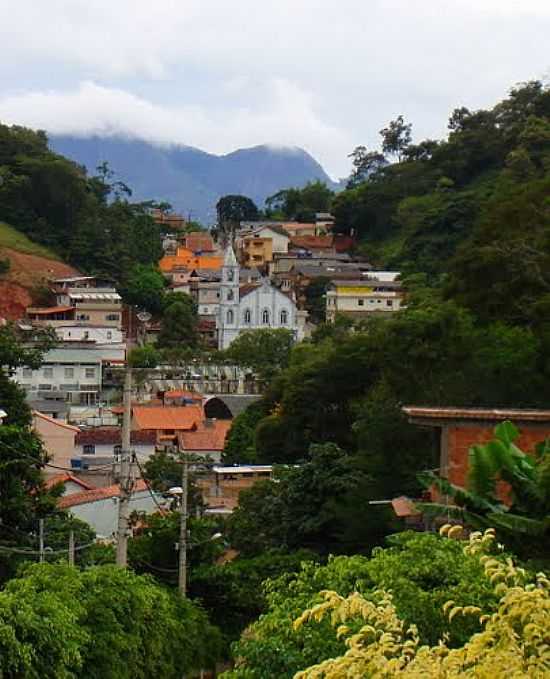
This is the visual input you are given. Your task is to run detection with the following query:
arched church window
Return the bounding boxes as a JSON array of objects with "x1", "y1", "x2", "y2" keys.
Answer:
[
  {"x1": 262, "y1": 309, "x2": 270, "y2": 325},
  {"x1": 227, "y1": 289, "x2": 234, "y2": 301},
  {"x1": 244, "y1": 309, "x2": 251, "y2": 324},
  {"x1": 227, "y1": 309, "x2": 234, "y2": 324},
  {"x1": 227, "y1": 269, "x2": 234, "y2": 282},
  {"x1": 280, "y1": 309, "x2": 288, "y2": 325}
]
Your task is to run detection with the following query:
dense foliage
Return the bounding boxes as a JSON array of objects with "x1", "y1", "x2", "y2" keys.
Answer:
[
  {"x1": 292, "y1": 529, "x2": 550, "y2": 677},
  {"x1": 0, "y1": 124, "x2": 163, "y2": 285},
  {"x1": 223, "y1": 532, "x2": 498, "y2": 678},
  {"x1": 0, "y1": 562, "x2": 219, "y2": 678}
]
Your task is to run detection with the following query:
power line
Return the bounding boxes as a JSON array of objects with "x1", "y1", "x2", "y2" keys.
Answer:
[
  {"x1": 0, "y1": 540, "x2": 97, "y2": 557},
  {"x1": 133, "y1": 455, "x2": 166, "y2": 514}
]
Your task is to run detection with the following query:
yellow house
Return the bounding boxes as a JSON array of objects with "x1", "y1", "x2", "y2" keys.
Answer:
[
  {"x1": 326, "y1": 279, "x2": 404, "y2": 322},
  {"x1": 241, "y1": 236, "x2": 273, "y2": 267}
]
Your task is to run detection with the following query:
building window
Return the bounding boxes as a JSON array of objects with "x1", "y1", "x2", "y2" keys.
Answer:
[
  {"x1": 244, "y1": 309, "x2": 251, "y2": 324},
  {"x1": 358, "y1": 299, "x2": 364, "y2": 306},
  {"x1": 64, "y1": 367, "x2": 74, "y2": 379},
  {"x1": 85, "y1": 367, "x2": 96, "y2": 379},
  {"x1": 43, "y1": 367, "x2": 53, "y2": 378},
  {"x1": 114, "y1": 444, "x2": 122, "y2": 458},
  {"x1": 387, "y1": 300, "x2": 393, "y2": 307},
  {"x1": 106, "y1": 331, "x2": 112, "y2": 340},
  {"x1": 262, "y1": 309, "x2": 270, "y2": 325},
  {"x1": 227, "y1": 289, "x2": 234, "y2": 301},
  {"x1": 280, "y1": 309, "x2": 288, "y2": 325},
  {"x1": 106, "y1": 313, "x2": 119, "y2": 321},
  {"x1": 227, "y1": 269, "x2": 234, "y2": 282},
  {"x1": 227, "y1": 309, "x2": 234, "y2": 324},
  {"x1": 83, "y1": 444, "x2": 95, "y2": 455},
  {"x1": 22, "y1": 368, "x2": 32, "y2": 378},
  {"x1": 77, "y1": 314, "x2": 90, "y2": 321}
]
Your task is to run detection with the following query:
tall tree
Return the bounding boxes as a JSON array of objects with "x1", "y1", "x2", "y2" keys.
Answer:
[
  {"x1": 379, "y1": 115, "x2": 412, "y2": 162},
  {"x1": 157, "y1": 293, "x2": 198, "y2": 349}
]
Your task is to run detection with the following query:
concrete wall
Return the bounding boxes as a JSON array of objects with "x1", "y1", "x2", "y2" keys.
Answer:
[
  {"x1": 443, "y1": 422, "x2": 550, "y2": 490},
  {"x1": 69, "y1": 490, "x2": 159, "y2": 538},
  {"x1": 33, "y1": 414, "x2": 78, "y2": 471}
]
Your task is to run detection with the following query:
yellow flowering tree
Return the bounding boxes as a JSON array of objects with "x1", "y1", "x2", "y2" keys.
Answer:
[{"x1": 294, "y1": 528, "x2": 550, "y2": 678}]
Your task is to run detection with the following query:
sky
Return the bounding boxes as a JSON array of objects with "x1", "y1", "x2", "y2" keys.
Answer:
[{"x1": 0, "y1": 0, "x2": 549, "y2": 179}]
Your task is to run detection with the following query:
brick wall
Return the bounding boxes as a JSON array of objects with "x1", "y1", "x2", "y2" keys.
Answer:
[{"x1": 445, "y1": 422, "x2": 550, "y2": 499}]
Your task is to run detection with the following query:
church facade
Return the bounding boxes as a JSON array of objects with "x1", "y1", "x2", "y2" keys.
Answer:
[{"x1": 217, "y1": 246, "x2": 305, "y2": 350}]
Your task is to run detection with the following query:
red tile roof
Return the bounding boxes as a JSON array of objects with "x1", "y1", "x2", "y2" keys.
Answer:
[
  {"x1": 75, "y1": 428, "x2": 157, "y2": 445},
  {"x1": 402, "y1": 406, "x2": 550, "y2": 423},
  {"x1": 179, "y1": 419, "x2": 232, "y2": 451},
  {"x1": 58, "y1": 479, "x2": 149, "y2": 509},
  {"x1": 290, "y1": 235, "x2": 335, "y2": 250},
  {"x1": 45, "y1": 473, "x2": 96, "y2": 491},
  {"x1": 133, "y1": 406, "x2": 203, "y2": 431},
  {"x1": 183, "y1": 232, "x2": 216, "y2": 253}
]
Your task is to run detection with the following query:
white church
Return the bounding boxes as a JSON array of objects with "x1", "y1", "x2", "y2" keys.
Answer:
[{"x1": 217, "y1": 246, "x2": 307, "y2": 350}]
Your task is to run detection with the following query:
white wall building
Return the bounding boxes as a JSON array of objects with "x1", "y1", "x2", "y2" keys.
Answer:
[{"x1": 217, "y1": 246, "x2": 305, "y2": 350}]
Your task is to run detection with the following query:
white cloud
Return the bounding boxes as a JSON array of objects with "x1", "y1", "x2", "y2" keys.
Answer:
[
  {"x1": 0, "y1": 81, "x2": 349, "y2": 179},
  {"x1": 0, "y1": 0, "x2": 549, "y2": 176}
]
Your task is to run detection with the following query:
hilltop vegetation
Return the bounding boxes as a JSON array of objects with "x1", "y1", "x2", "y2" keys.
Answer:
[
  {"x1": 0, "y1": 221, "x2": 61, "y2": 260},
  {"x1": 331, "y1": 81, "x2": 550, "y2": 315},
  {"x1": 0, "y1": 125, "x2": 164, "y2": 286}
]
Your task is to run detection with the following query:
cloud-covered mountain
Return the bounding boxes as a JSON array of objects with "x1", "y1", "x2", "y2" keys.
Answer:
[{"x1": 49, "y1": 135, "x2": 336, "y2": 224}]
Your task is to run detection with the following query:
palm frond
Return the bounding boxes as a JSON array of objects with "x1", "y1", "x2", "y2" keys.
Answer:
[
  {"x1": 487, "y1": 512, "x2": 548, "y2": 536},
  {"x1": 468, "y1": 444, "x2": 497, "y2": 498}
]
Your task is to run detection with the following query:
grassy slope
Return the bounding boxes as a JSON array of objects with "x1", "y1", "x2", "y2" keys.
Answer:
[{"x1": 0, "y1": 221, "x2": 61, "y2": 260}]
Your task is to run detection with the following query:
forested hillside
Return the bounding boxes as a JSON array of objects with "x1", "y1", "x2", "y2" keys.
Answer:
[
  {"x1": 0, "y1": 124, "x2": 163, "y2": 286},
  {"x1": 331, "y1": 80, "x2": 550, "y2": 327}
]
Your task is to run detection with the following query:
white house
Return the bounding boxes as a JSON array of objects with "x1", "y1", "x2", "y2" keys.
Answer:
[
  {"x1": 58, "y1": 480, "x2": 162, "y2": 538},
  {"x1": 217, "y1": 246, "x2": 305, "y2": 350},
  {"x1": 74, "y1": 427, "x2": 157, "y2": 467}
]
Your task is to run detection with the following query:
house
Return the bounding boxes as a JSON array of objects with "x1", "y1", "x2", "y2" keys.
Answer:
[
  {"x1": 0, "y1": 409, "x2": 7, "y2": 424},
  {"x1": 182, "y1": 231, "x2": 216, "y2": 253},
  {"x1": 159, "y1": 246, "x2": 223, "y2": 274},
  {"x1": 152, "y1": 209, "x2": 187, "y2": 231},
  {"x1": 402, "y1": 406, "x2": 550, "y2": 492},
  {"x1": 32, "y1": 411, "x2": 80, "y2": 474},
  {"x1": 325, "y1": 278, "x2": 404, "y2": 322},
  {"x1": 75, "y1": 428, "x2": 157, "y2": 464},
  {"x1": 241, "y1": 236, "x2": 273, "y2": 268},
  {"x1": 58, "y1": 480, "x2": 161, "y2": 538},
  {"x1": 179, "y1": 419, "x2": 232, "y2": 463},
  {"x1": 289, "y1": 235, "x2": 337, "y2": 256},
  {"x1": 197, "y1": 465, "x2": 273, "y2": 514},
  {"x1": 131, "y1": 405, "x2": 204, "y2": 443},
  {"x1": 51, "y1": 277, "x2": 123, "y2": 330},
  {"x1": 217, "y1": 246, "x2": 307, "y2": 350},
  {"x1": 15, "y1": 347, "x2": 104, "y2": 408}
]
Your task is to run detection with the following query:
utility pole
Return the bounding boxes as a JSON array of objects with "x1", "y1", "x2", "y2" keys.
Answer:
[
  {"x1": 116, "y1": 366, "x2": 134, "y2": 567},
  {"x1": 178, "y1": 451, "x2": 189, "y2": 597},
  {"x1": 68, "y1": 530, "x2": 75, "y2": 566},
  {"x1": 39, "y1": 519, "x2": 44, "y2": 563}
]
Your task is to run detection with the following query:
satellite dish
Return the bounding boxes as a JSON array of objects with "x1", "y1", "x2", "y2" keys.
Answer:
[{"x1": 137, "y1": 311, "x2": 152, "y2": 323}]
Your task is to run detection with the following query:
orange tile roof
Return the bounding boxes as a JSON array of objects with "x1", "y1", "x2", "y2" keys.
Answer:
[
  {"x1": 179, "y1": 419, "x2": 232, "y2": 451},
  {"x1": 133, "y1": 405, "x2": 203, "y2": 431},
  {"x1": 58, "y1": 479, "x2": 149, "y2": 509},
  {"x1": 391, "y1": 496, "x2": 421, "y2": 518},
  {"x1": 159, "y1": 247, "x2": 222, "y2": 273}
]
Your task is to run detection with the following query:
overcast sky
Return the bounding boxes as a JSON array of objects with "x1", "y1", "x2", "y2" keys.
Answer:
[{"x1": 0, "y1": 0, "x2": 549, "y2": 178}]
